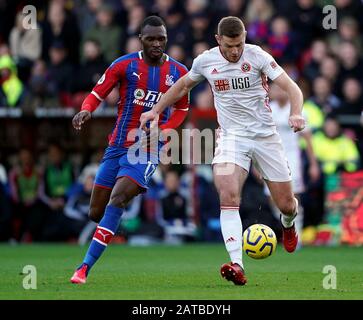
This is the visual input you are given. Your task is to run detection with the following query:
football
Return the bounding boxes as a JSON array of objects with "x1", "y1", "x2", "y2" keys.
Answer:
[{"x1": 243, "y1": 224, "x2": 277, "y2": 259}]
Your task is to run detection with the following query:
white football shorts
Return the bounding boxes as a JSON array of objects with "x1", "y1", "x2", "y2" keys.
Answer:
[{"x1": 212, "y1": 130, "x2": 292, "y2": 182}]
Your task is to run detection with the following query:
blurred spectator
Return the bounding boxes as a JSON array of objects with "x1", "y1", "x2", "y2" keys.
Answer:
[
  {"x1": 84, "y1": 4, "x2": 123, "y2": 63},
  {"x1": 163, "y1": 6, "x2": 188, "y2": 47},
  {"x1": 333, "y1": 78, "x2": 363, "y2": 158},
  {"x1": 0, "y1": 54, "x2": 24, "y2": 107},
  {"x1": 42, "y1": 1, "x2": 81, "y2": 65},
  {"x1": 334, "y1": 0, "x2": 363, "y2": 31},
  {"x1": 47, "y1": 41, "x2": 74, "y2": 107},
  {"x1": 336, "y1": 41, "x2": 363, "y2": 95},
  {"x1": 303, "y1": 39, "x2": 328, "y2": 82},
  {"x1": 63, "y1": 165, "x2": 98, "y2": 241},
  {"x1": 267, "y1": 16, "x2": 298, "y2": 64},
  {"x1": 194, "y1": 86, "x2": 214, "y2": 109},
  {"x1": 26, "y1": 59, "x2": 57, "y2": 109},
  {"x1": 8, "y1": 149, "x2": 43, "y2": 242},
  {"x1": 319, "y1": 55, "x2": 341, "y2": 96},
  {"x1": 185, "y1": 0, "x2": 209, "y2": 15},
  {"x1": 74, "y1": 0, "x2": 104, "y2": 35},
  {"x1": 309, "y1": 76, "x2": 341, "y2": 115},
  {"x1": 244, "y1": 0, "x2": 274, "y2": 45},
  {"x1": 152, "y1": 0, "x2": 177, "y2": 17},
  {"x1": 9, "y1": 11, "x2": 42, "y2": 82},
  {"x1": 327, "y1": 16, "x2": 362, "y2": 55},
  {"x1": 312, "y1": 116, "x2": 360, "y2": 175},
  {"x1": 125, "y1": 4, "x2": 146, "y2": 39},
  {"x1": 167, "y1": 44, "x2": 186, "y2": 65},
  {"x1": 72, "y1": 39, "x2": 107, "y2": 108},
  {"x1": 40, "y1": 143, "x2": 75, "y2": 241},
  {"x1": 185, "y1": 11, "x2": 214, "y2": 52},
  {"x1": 158, "y1": 170, "x2": 194, "y2": 243},
  {"x1": 125, "y1": 36, "x2": 142, "y2": 54},
  {"x1": 287, "y1": 0, "x2": 323, "y2": 50},
  {"x1": 215, "y1": 0, "x2": 247, "y2": 18},
  {"x1": 160, "y1": 170, "x2": 187, "y2": 222}
]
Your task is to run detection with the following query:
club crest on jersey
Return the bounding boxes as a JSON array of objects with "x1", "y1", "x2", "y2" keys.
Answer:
[
  {"x1": 134, "y1": 88, "x2": 145, "y2": 99},
  {"x1": 241, "y1": 62, "x2": 251, "y2": 73},
  {"x1": 165, "y1": 74, "x2": 174, "y2": 86}
]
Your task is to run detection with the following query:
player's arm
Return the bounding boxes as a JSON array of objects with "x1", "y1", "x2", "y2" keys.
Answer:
[
  {"x1": 72, "y1": 63, "x2": 123, "y2": 130},
  {"x1": 140, "y1": 74, "x2": 199, "y2": 131},
  {"x1": 300, "y1": 129, "x2": 320, "y2": 182},
  {"x1": 273, "y1": 72, "x2": 305, "y2": 133}
]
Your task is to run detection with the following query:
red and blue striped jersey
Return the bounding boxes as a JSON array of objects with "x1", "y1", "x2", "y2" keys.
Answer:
[{"x1": 91, "y1": 51, "x2": 189, "y2": 148}]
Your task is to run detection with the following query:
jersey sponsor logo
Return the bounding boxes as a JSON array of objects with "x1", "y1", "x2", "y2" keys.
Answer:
[
  {"x1": 214, "y1": 79, "x2": 230, "y2": 91},
  {"x1": 241, "y1": 62, "x2": 251, "y2": 73},
  {"x1": 97, "y1": 73, "x2": 105, "y2": 84},
  {"x1": 134, "y1": 88, "x2": 145, "y2": 99},
  {"x1": 133, "y1": 89, "x2": 163, "y2": 108},
  {"x1": 231, "y1": 77, "x2": 250, "y2": 90},
  {"x1": 165, "y1": 74, "x2": 174, "y2": 86}
]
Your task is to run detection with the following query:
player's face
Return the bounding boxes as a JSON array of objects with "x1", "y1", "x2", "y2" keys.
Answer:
[
  {"x1": 216, "y1": 33, "x2": 246, "y2": 63},
  {"x1": 140, "y1": 25, "x2": 167, "y2": 61}
]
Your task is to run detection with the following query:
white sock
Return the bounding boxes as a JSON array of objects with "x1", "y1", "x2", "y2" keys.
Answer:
[
  {"x1": 281, "y1": 198, "x2": 298, "y2": 228},
  {"x1": 220, "y1": 208, "x2": 243, "y2": 269}
]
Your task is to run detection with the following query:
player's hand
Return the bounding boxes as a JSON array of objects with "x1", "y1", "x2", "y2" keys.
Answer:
[
  {"x1": 288, "y1": 114, "x2": 305, "y2": 133},
  {"x1": 141, "y1": 118, "x2": 160, "y2": 151},
  {"x1": 72, "y1": 110, "x2": 91, "y2": 130},
  {"x1": 140, "y1": 109, "x2": 158, "y2": 132}
]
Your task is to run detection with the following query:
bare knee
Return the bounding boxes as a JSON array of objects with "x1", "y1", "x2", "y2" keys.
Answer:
[
  {"x1": 109, "y1": 193, "x2": 130, "y2": 209},
  {"x1": 277, "y1": 197, "x2": 297, "y2": 216},
  {"x1": 219, "y1": 190, "x2": 241, "y2": 207}
]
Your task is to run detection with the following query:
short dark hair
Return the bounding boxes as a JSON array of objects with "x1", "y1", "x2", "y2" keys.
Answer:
[
  {"x1": 140, "y1": 15, "x2": 166, "y2": 33},
  {"x1": 218, "y1": 16, "x2": 245, "y2": 37}
]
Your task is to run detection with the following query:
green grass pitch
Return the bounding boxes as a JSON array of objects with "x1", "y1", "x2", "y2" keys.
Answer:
[{"x1": 0, "y1": 244, "x2": 362, "y2": 300}]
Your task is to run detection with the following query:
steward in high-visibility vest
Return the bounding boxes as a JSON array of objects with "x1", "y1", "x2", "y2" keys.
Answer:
[
  {"x1": 0, "y1": 55, "x2": 23, "y2": 107},
  {"x1": 312, "y1": 117, "x2": 360, "y2": 175}
]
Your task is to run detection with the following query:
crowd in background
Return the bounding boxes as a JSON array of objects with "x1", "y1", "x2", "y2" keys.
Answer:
[{"x1": 0, "y1": 0, "x2": 363, "y2": 244}]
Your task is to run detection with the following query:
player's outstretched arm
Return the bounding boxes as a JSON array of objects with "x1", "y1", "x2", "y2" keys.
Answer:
[
  {"x1": 72, "y1": 93, "x2": 101, "y2": 130},
  {"x1": 273, "y1": 72, "x2": 305, "y2": 133},
  {"x1": 140, "y1": 74, "x2": 199, "y2": 131}
]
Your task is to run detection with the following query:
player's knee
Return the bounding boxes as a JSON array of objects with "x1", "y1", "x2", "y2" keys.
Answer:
[
  {"x1": 109, "y1": 193, "x2": 129, "y2": 209},
  {"x1": 219, "y1": 190, "x2": 240, "y2": 207}
]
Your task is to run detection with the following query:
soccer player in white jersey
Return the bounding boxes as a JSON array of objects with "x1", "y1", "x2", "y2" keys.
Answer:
[
  {"x1": 266, "y1": 83, "x2": 320, "y2": 245},
  {"x1": 140, "y1": 16, "x2": 306, "y2": 286}
]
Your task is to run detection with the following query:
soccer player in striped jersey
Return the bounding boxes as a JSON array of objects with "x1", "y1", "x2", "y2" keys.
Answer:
[{"x1": 70, "y1": 16, "x2": 189, "y2": 284}]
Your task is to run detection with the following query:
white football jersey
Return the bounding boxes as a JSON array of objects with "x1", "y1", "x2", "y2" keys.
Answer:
[{"x1": 188, "y1": 44, "x2": 284, "y2": 137}]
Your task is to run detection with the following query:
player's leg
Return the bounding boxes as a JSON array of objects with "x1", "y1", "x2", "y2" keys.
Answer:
[
  {"x1": 88, "y1": 185, "x2": 112, "y2": 222},
  {"x1": 213, "y1": 163, "x2": 248, "y2": 285},
  {"x1": 253, "y1": 133, "x2": 299, "y2": 252},
  {"x1": 71, "y1": 177, "x2": 142, "y2": 284},
  {"x1": 265, "y1": 180, "x2": 299, "y2": 252}
]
